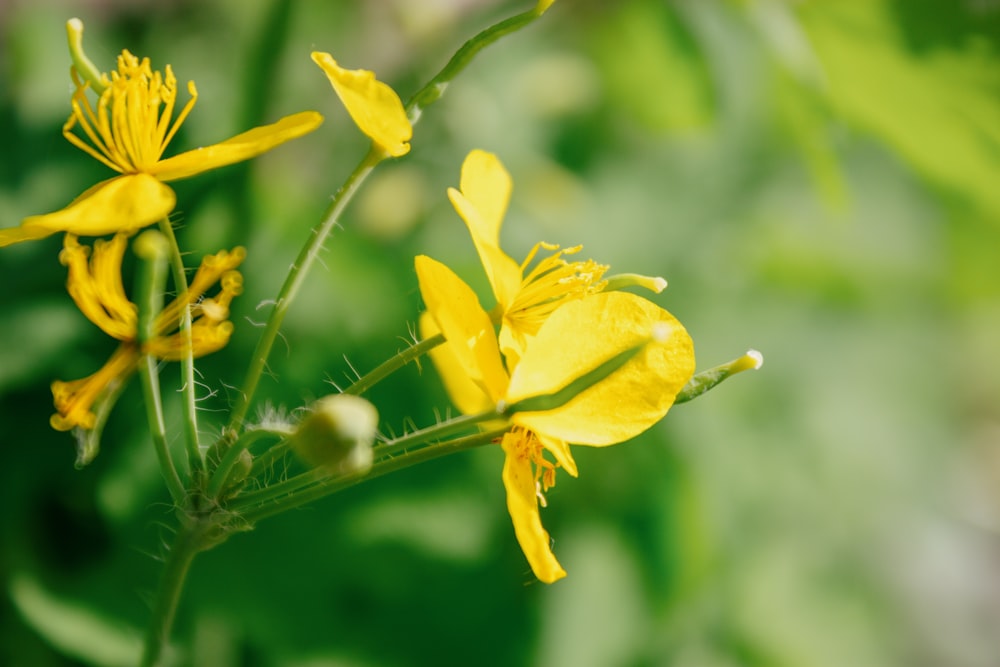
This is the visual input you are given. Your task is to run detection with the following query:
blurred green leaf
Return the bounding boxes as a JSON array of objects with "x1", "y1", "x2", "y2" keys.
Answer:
[{"x1": 9, "y1": 572, "x2": 143, "y2": 667}]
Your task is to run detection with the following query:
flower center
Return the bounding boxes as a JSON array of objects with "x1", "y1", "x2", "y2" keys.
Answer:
[
  {"x1": 63, "y1": 49, "x2": 197, "y2": 174},
  {"x1": 504, "y1": 243, "x2": 607, "y2": 337}
]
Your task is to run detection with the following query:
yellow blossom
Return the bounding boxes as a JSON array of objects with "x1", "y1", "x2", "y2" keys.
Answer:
[
  {"x1": 50, "y1": 234, "x2": 245, "y2": 432},
  {"x1": 311, "y1": 52, "x2": 412, "y2": 158},
  {"x1": 415, "y1": 254, "x2": 695, "y2": 583},
  {"x1": 0, "y1": 32, "x2": 322, "y2": 247},
  {"x1": 447, "y1": 150, "x2": 665, "y2": 365}
]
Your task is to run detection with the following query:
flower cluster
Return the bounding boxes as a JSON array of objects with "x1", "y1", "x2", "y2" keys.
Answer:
[
  {"x1": 418, "y1": 151, "x2": 696, "y2": 582},
  {"x1": 3, "y1": 6, "x2": 760, "y2": 605},
  {"x1": 1, "y1": 19, "x2": 413, "y2": 457}
]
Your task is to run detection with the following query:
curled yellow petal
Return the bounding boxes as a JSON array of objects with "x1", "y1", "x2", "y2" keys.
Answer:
[
  {"x1": 151, "y1": 111, "x2": 324, "y2": 181},
  {"x1": 61, "y1": 234, "x2": 137, "y2": 340},
  {"x1": 415, "y1": 255, "x2": 509, "y2": 404},
  {"x1": 501, "y1": 430, "x2": 567, "y2": 583},
  {"x1": 311, "y1": 52, "x2": 411, "y2": 157},
  {"x1": 5, "y1": 174, "x2": 175, "y2": 244},
  {"x1": 509, "y1": 291, "x2": 695, "y2": 446},
  {"x1": 50, "y1": 345, "x2": 139, "y2": 431}
]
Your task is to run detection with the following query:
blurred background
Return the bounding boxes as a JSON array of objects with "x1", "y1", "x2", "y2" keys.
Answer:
[{"x1": 2, "y1": 0, "x2": 1000, "y2": 665}]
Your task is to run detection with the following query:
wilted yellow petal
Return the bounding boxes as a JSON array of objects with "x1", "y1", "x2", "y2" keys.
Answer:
[
  {"x1": 151, "y1": 111, "x2": 323, "y2": 181},
  {"x1": 50, "y1": 344, "x2": 139, "y2": 431},
  {"x1": 61, "y1": 234, "x2": 137, "y2": 340},
  {"x1": 508, "y1": 291, "x2": 695, "y2": 445},
  {"x1": 3, "y1": 174, "x2": 175, "y2": 245},
  {"x1": 311, "y1": 52, "x2": 411, "y2": 157},
  {"x1": 416, "y1": 255, "x2": 509, "y2": 404},
  {"x1": 419, "y1": 312, "x2": 494, "y2": 415},
  {"x1": 501, "y1": 431, "x2": 567, "y2": 583}
]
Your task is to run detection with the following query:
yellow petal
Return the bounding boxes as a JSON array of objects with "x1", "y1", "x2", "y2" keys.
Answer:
[
  {"x1": 501, "y1": 430, "x2": 567, "y2": 583},
  {"x1": 419, "y1": 312, "x2": 494, "y2": 415},
  {"x1": 50, "y1": 344, "x2": 139, "y2": 431},
  {"x1": 448, "y1": 188, "x2": 523, "y2": 310},
  {"x1": 415, "y1": 255, "x2": 508, "y2": 404},
  {"x1": 61, "y1": 234, "x2": 137, "y2": 340},
  {"x1": 311, "y1": 52, "x2": 411, "y2": 157},
  {"x1": 151, "y1": 111, "x2": 324, "y2": 181},
  {"x1": 7, "y1": 174, "x2": 175, "y2": 242},
  {"x1": 508, "y1": 291, "x2": 695, "y2": 446},
  {"x1": 457, "y1": 150, "x2": 511, "y2": 245}
]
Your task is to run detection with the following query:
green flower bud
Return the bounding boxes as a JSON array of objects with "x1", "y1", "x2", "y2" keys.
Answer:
[
  {"x1": 291, "y1": 394, "x2": 378, "y2": 475},
  {"x1": 221, "y1": 449, "x2": 254, "y2": 497}
]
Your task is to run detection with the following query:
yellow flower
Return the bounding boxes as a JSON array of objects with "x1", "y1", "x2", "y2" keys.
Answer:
[
  {"x1": 0, "y1": 44, "x2": 322, "y2": 247},
  {"x1": 311, "y1": 52, "x2": 412, "y2": 158},
  {"x1": 415, "y1": 254, "x2": 695, "y2": 583},
  {"x1": 50, "y1": 234, "x2": 245, "y2": 432},
  {"x1": 447, "y1": 150, "x2": 665, "y2": 365}
]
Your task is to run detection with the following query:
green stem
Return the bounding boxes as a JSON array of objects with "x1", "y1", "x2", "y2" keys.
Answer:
[
  {"x1": 226, "y1": 148, "x2": 384, "y2": 432},
  {"x1": 343, "y1": 333, "x2": 444, "y2": 395},
  {"x1": 238, "y1": 427, "x2": 508, "y2": 524},
  {"x1": 206, "y1": 426, "x2": 292, "y2": 499},
  {"x1": 405, "y1": 7, "x2": 543, "y2": 122},
  {"x1": 158, "y1": 218, "x2": 204, "y2": 475},
  {"x1": 376, "y1": 408, "x2": 500, "y2": 458},
  {"x1": 139, "y1": 523, "x2": 205, "y2": 667},
  {"x1": 138, "y1": 357, "x2": 186, "y2": 506},
  {"x1": 135, "y1": 232, "x2": 186, "y2": 505},
  {"x1": 248, "y1": 439, "x2": 292, "y2": 479}
]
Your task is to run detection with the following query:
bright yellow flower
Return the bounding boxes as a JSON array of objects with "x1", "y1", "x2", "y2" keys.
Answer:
[
  {"x1": 0, "y1": 46, "x2": 322, "y2": 247},
  {"x1": 447, "y1": 150, "x2": 665, "y2": 366},
  {"x1": 415, "y1": 254, "x2": 695, "y2": 583},
  {"x1": 50, "y1": 234, "x2": 245, "y2": 432},
  {"x1": 311, "y1": 52, "x2": 412, "y2": 158}
]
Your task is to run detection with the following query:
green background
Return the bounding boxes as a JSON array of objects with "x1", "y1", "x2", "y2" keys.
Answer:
[{"x1": 2, "y1": 0, "x2": 1000, "y2": 665}]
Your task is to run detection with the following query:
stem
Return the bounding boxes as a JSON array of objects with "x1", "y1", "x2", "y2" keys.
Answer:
[
  {"x1": 206, "y1": 426, "x2": 292, "y2": 499},
  {"x1": 135, "y1": 231, "x2": 186, "y2": 505},
  {"x1": 343, "y1": 333, "x2": 444, "y2": 395},
  {"x1": 376, "y1": 408, "x2": 501, "y2": 458},
  {"x1": 248, "y1": 439, "x2": 292, "y2": 479},
  {"x1": 405, "y1": 7, "x2": 542, "y2": 122},
  {"x1": 138, "y1": 357, "x2": 186, "y2": 506},
  {"x1": 139, "y1": 523, "x2": 204, "y2": 667},
  {"x1": 158, "y1": 218, "x2": 204, "y2": 474},
  {"x1": 238, "y1": 427, "x2": 508, "y2": 523},
  {"x1": 226, "y1": 148, "x2": 384, "y2": 432}
]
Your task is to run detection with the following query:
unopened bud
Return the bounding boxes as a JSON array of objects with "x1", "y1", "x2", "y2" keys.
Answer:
[
  {"x1": 221, "y1": 449, "x2": 253, "y2": 496},
  {"x1": 675, "y1": 349, "x2": 763, "y2": 405},
  {"x1": 291, "y1": 394, "x2": 378, "y2": 475}
]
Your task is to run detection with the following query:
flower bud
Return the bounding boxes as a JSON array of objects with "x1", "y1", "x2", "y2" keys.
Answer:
[{"x1": 291, "y1": 394, "x2": 378, "y2": 475}]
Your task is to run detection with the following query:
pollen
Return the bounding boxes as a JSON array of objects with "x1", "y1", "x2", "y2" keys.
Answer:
[
  {"x1": 62, "y1": 49, "x2": 197, "y2": 175},
  {"x1": 505, "y1": 242, "x2": 608, "y2": 336}
]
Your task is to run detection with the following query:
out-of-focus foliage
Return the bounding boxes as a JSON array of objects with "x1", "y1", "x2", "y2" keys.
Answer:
[{"x1": 2, "y1": 0, "x2": 999, "y2": 665}]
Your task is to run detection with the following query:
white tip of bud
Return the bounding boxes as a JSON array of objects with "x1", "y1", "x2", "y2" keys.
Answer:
[
  {"x1": 67, "y1": 18, "x2": 83, "y2": 32},
  {"x1": 651, "y1": 277, "x2": 668, "y2": 293},
  {"x1": 746, "y1": 349, "x2": 763, "y2": 369},
  {"x1": 651, "y1": 321, "x2": 672, "y2": 343}
]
